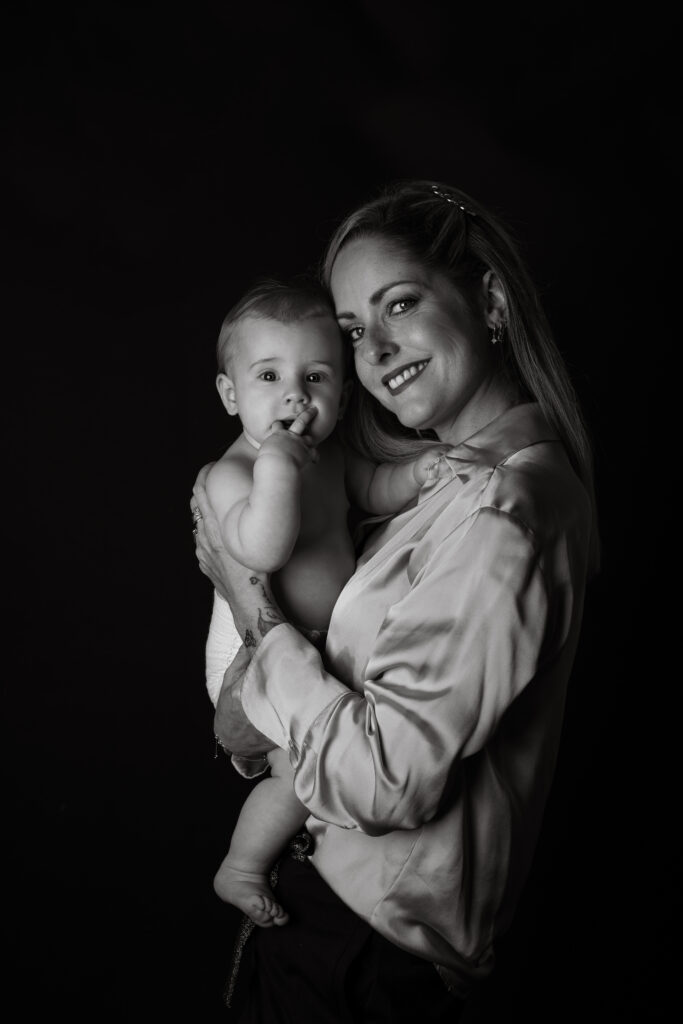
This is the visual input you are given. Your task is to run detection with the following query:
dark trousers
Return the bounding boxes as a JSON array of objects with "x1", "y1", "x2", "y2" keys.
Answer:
[{"x1": 227, "y1": 839, "x2": 466, "y2": 1023}]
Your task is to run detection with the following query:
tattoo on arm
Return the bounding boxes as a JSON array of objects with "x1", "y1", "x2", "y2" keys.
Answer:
[
  {"x1": 257, "y1": 608, "x2": 281, "y2": 637},
  {"x1": 247, "y1": 576, "x2": 285, "y2": 641}
]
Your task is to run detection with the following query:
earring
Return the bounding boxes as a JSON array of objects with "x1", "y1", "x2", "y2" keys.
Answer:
[{"x1": 491, "y1": 321, "x2": 507, "y2": 345}]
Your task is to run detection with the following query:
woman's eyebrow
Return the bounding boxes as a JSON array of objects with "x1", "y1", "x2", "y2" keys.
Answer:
[{"x1": 336, "y1": 279, "x2": 416, "y2": 320}]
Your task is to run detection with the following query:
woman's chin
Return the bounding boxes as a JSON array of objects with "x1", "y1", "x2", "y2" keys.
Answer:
[
  {"x1": 395, "y1": 406, "x2": 433, "y2": 432},
  {"x1": 374, "y1": 391, "x2": 434, "y2": 433}
]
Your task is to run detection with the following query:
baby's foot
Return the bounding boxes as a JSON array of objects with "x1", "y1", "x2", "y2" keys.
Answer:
[{"x1": 213, "y1": 861, "x2": 289, "y2": 927}]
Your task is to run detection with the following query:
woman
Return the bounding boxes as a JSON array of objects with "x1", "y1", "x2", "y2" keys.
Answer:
[{"x1": 192, "y1": 181, "x2": 598, "y2": 1022}]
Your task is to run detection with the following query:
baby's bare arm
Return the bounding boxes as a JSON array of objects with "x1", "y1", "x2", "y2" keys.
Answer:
[
  {"x1": 207, "y1": 412, "x2": 318, "y2": 572},
  {"x1": 207, "y1": 447, "x2": 302, "y2": 572},
  {"x1": 344, "y1": 444, "x2": 453, "y2": 514}
]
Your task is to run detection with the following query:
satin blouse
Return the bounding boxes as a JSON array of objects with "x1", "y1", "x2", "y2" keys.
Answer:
[{"x1": 240, "y1": 402, "x2": 593, "y2": 995}]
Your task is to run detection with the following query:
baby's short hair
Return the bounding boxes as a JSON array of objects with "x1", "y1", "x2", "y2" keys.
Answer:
[{"x1": 216, "y1": 277, "x2": 336, "y2": 373}]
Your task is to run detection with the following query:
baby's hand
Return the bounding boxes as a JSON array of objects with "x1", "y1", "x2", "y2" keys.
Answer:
[
  {"x1": 412, "y1": 445, "x2": 454, "y2": 487},
  {"x1": 258, "y1": 407, "x2": 319, "y2": 471}
]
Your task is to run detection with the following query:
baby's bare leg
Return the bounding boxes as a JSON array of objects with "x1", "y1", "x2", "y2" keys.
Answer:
[{"x1": 214, "y1": 752, "x2": 308, "y2": 927}]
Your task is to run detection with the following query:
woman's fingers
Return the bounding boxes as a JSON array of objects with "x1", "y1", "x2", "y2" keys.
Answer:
[
  {"x1": 193, "y1": 461, "x2": 213, "y2": 491},
  {"x1": 191, "y1": 464, "x2": 230, "y2": 555},
  {"x1": 190, "y1": 463, "x2": 227, "y2": 586},
  {"x1": 191, "y1": 462, "x2": 216, "y2": 519}
]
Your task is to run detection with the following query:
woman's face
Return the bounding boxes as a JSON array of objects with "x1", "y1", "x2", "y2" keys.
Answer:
[{"x1": 329, "y1": 236, "x2": 508, "y2": 446}]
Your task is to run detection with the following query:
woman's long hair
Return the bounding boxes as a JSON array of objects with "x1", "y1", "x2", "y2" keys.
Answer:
[{"x1": 321, "y1": 180, "x2": 598, "y2": 565}]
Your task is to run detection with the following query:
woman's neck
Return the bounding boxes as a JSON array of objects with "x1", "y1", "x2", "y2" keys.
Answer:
[{"x1": 435, "y1": 380, "x2": 524, "y2": 448}]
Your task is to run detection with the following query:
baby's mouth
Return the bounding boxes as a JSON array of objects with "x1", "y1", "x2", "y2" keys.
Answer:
[
  {"x1": 281, "y1": 418, "x2": 296, "y2": 429},
  {"x1": 382, "y1": 360, "x2": 430, "y2": 394}
]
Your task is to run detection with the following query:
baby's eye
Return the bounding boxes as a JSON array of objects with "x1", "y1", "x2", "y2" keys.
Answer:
[
  {"x1": 387, "y1": 297, "x2": 417, "y2": 316},
  {"x1": 258, "y1": 370, "x2": 278, "y2": 382},
  {"x1": 306, "y1": 371, "x2": 325, "y2": 383}
]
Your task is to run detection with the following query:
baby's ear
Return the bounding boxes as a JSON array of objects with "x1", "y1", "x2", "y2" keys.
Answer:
[
  {"x1": 338, "y1": 379, "x2": 353, "y2": 421},
  {"x1": 216, "y1": 373, "x2": 239, "y2": 415}
]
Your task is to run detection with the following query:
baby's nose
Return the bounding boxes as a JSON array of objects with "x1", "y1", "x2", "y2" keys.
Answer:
[{"x1": 284, "y1": 390, "x2": 310, "y2": 408}]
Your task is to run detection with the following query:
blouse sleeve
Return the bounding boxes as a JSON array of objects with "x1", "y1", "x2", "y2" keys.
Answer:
[{"x1": 240, "y1": 507, "x2": 549, "y2": 835}]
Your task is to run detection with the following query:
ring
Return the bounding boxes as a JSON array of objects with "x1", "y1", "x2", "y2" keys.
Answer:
[
  {"x1": 192, "y1": 525, "x2": 199, "y2": 536},
  {"x1": 191, "y1": 507, "x2": 202, "y2": 523}
]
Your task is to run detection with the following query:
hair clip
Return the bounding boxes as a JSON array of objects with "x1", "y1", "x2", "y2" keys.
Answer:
[{"x1": 431, "y1": 185, "x2": 476, "y2": 216}]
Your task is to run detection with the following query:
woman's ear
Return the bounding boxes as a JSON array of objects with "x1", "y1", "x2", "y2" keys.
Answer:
[
  {"x1": 481, "y1": 270, "x2": 508, "y2": 329},
  {"x1": 216, "y1": 373, "x2": 239, "y2": 415},
  {"x1": 338, "y1": 379, "x2": 353, "y2": 421}
]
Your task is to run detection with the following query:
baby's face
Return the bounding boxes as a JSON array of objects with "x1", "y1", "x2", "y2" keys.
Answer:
[{"x1": 220, "y1": 315, "x2": 349, "y2": 445}]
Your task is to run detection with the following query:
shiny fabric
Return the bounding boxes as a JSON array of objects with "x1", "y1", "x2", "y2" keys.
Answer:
[{"x1": 240, "y1": 403, "x2": 593, "y2": 997}]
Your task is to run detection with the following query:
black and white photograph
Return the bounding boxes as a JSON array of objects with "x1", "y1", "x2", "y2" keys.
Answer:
[{"x1": 6, "y1": 3, "x2": 676, "y2": 1021}]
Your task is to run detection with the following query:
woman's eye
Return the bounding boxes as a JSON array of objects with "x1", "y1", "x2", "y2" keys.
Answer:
[
  {"x1": 258, "y1": 371, "x2": 277, "y2": 382},
  {"x1": 388, "y1": 297, "x2": 416, "y2": 316},
  {"x1": 346, "y1": 326, "x2": 364, "y2": 344},
  {"x1": 306, "y1": 372, "x2": 324, "y2": 383}
]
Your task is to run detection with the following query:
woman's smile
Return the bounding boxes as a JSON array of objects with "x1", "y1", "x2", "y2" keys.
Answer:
[{"x1": 383, "y1": 359, "x2": 430, "y2": 394}]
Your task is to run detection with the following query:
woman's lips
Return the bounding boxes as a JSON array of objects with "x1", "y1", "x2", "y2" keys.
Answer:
[{"x1": 382, "y1": 360, "x2": 430, "y2": 395}]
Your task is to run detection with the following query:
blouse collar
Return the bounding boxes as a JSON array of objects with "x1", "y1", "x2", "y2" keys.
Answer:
[{"x1": 418, "y1": 402, "x2": 559, "y2": 503}]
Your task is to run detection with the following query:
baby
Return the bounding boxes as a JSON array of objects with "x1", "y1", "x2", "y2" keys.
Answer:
[{"x1": 204, "y1": 278, "x2": 450, "y2": 927}]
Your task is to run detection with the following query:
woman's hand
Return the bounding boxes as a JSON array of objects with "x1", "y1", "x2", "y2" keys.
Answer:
[{"x1": 215, "y1": 643, "x2": 276, "y2": 757}]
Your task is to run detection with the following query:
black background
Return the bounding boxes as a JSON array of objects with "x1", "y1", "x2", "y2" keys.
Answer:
[{"x1": 6, "y1": 2, "x2": 677, "y2": 1020}]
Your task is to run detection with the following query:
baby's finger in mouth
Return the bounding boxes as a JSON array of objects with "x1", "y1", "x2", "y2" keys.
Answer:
[{"x1": 289, "y1": 407, "x2": 317, "y2": 434}]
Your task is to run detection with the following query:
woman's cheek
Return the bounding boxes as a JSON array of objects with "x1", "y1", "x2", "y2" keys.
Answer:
[{"x1": 353, "y1": 355, "x2": 378, "y2": 395}]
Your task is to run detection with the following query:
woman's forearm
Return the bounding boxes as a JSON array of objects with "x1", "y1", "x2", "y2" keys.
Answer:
[
  {"x1": 210, "y1": 577, "x2": 285, "y2": 756},
  {"x1": 209, "y1": 575, "x2": 286, "y2": 755},
  {"x1": 192, "y1": 460, "x2": 289, "y2": 756},
  {"x1": 214, "y1": 643, "x2": 276, "y2": 756},
  {"x1": 229, "y1": 571, "x2": 285, "y2": 651}
]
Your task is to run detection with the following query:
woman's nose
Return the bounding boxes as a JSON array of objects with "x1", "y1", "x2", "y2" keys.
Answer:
[{"x1": 358, "y1": 324, "x2": 399, "y2": 366}]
